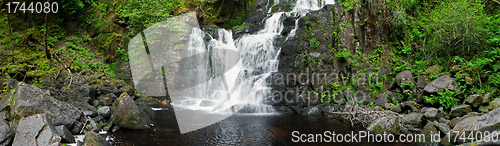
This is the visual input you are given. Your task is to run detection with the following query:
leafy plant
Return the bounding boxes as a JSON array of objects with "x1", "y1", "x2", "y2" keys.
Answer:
[{"x1": 424, "y1": 89, "x2": 460, "y2": 109}]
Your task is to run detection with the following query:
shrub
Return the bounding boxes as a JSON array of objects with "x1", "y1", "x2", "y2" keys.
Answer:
[
  {"x1": 426, "y1": 0, "x2": 487, "y2": 56},
  {"x1": 424, "y1": 89, "x2": 460, "y2": 109}
]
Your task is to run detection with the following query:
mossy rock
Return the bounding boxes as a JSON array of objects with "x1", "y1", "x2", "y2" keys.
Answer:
[
  {"x1": 367, "y1": 115, "x2": 399, "y2": 134},
  {"x1": 83, "y1": 131, "x2": 110, "y2": 146},
  {"x1": 111, "y1": 93, "x2": 150, "y2": 129},
  {"x1": 134, "y1": 94, "x2": 160, "y2": 105}
]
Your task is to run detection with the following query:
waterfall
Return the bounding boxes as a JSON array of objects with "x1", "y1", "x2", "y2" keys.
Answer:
[{"x1": 173, "y1": 0, "x2": 336, "y2": 113}]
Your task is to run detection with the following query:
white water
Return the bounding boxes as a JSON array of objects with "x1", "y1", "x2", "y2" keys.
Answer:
[{"x1": 173, "y1": 0, "x2": 335, "y2": 113}]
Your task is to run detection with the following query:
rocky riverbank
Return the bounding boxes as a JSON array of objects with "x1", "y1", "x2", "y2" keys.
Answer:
[{"x1": 0, "y1": 78, "x2": 165, "y2": 145}]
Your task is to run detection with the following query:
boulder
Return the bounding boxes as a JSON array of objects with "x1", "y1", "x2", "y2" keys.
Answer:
[
  {"x1": 134, "y1": 94, "x2": 160, "y2": 105},
  {"x1": 0, "y1": 119, "x2": 14, "y2": 146},
  {"x1": 453, "y1": 108, "x2": 500, "y2": 144},
  {"x1": 70, "y1": 121, "x2": 84, "y2": 134},
  {"x1": 83, "y1": 131, "x2": 110, "y2": 146},
  {"x1": 479, "y1": 106, "x2": 489, "y2": 113},
  {"x1": 423, "y1": 75, "x2": 458, "y2": 93},
  {"x1": 395, "y1": 70, "x2": 416, "y2": 89},
  {"x1": 449, "y1": 104, "x2": 472, "y2": 118},
  {"x1": 138, "y1": 103, "x2": 155, "y2": 119},
  {"x1": 55, "y1": 125, "x2": 75, "y2": 143},
  {"x1": 12, "y1": 114, "x2": 62, "y2": 146},
  {"x1": 367, "y1": 115, "x2": 399, "y2": 134},
  {"x1": 424, "y1": 107, "x2": 438, "y2": 119},
  {"x1": 97, "y1": 106, "x2": 112, "y2": 119},
  {"x1": 416, "y1": 75, "x2": 433, "y2": 89},
  {"x1": 465, "y1": 94, "x2": 482, "y2": 107},
  {"x1": 401, "y1": 112, "x2": 424, "y2": 127},
  {"x1": 373, "y1": 92, "x2": 388, "y2": 106},
  {"x1": 97, "y1": 94, "x2": 117, "y2": 106},
  {"x1": 301, "y1": 106, "x2": 322, "y2": 116},
  {"x1": 483, "y1": 93, "x2": 491, "y2": 104},
  {"x1": 420, "y1": 122, "x2": 440, "y2": 146},
  {"x1": 75, "y1": 86, "x2": 97, "y2": 99},
  {"x1": 488, "y1": 98, "x2": 500, "y2": 110},
  {"x1": 11, "y1": 83, "x2": 81, "y2": 127},
  {"x1": 111, "y1": 93, "x2": 151, "y2": 129}
]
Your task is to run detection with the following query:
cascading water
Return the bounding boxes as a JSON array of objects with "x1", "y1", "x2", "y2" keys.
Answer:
[{"x1": 174, "y1": 0, "x2": 336, "y2": 113}]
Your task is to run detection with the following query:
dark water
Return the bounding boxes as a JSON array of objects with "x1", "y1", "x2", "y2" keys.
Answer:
[{"x1": 107, "y1": 108, "x2": 417, "y2": 146}]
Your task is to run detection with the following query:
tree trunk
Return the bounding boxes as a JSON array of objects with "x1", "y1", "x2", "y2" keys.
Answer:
[
  {"x1": 7, "y1": 4, "x2": 13, "y2": 63},
  {"x1": 44, "y1": 0, "x2": 51, "y2": 60}
]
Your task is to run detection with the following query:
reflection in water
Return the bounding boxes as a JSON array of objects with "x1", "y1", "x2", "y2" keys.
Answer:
[{"x1": 107, "y1": 108, "x2": 417, "y2": 146}]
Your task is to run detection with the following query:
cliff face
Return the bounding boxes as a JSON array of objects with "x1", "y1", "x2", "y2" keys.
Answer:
[{"x1": 261, "y1": 0, "x2": 397, "y2": 106}]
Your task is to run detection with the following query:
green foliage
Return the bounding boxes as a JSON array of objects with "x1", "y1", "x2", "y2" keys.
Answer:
[
  {"x1": 425, "y1": 0, "x2": 487, "y2": 56},
  {"x1": 309, "y1": 38, "x2": 320, "y2": 49},
  {"x1": 62, "y1": 0, "x2": 86, "y2": 15},
  {"x1": 335, "y1": 48, "x2": 358, "y2": 67},
  {"x1": 424, "y1": 89, "x2": 460, "y2": 109},
  {"x1": 117, "y1": 0, "x2": 182, "y2": 32}
]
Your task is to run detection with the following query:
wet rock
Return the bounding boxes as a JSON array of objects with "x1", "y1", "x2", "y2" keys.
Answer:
[
  {"x1": 301, "y1": 106, "x2": 322, "y2": 115},
  {"x1": 424, "y1": 107, "x2": 438, "y2": 119},
  {"x1": 290, "y1": 106, "x2": 305, "y2": 114},
  {"x1": 401, "y1": 112, "x2": 424, "y2": 127},
  {"x1": 111, "y1": 126, "x2": 119, "y2": 133},
  {"x1": 322, "y1": 105, "x2": 341, "y2": 114},
  {"x1": 488, "y1": 98, "x2": 500, "y2": 110},
  {"x1": 11, "y1": 83, "x2": 81, "y2": 127},
  {"x1": 138, "y1": 103, "x2": 155, "y2": 119},
  {"x1": 449, "y1": 104, "x2": 471, "y2": 118},
  {"x1": 97, "y1": 106, "x2": 112, "y2": 119},
  {"x1": 395, "y1": 70, "x2": 416, "y2": 89},
  {"x1": 70, "y1": 121, "x2": 84, "y2": 134},
  {"x1": 416, "y1": 75, "x2": 432, "y2": 88},
  {"x1": 83, "y1": 131, "x2": 110, "y2": 146},
  {"x1": 367, "y1": 115, "x2": 399, "y2": 134},
  {"x1": 465, "y1": 94, "x2": 482, "y2": 107},
  {"x1": 0, "y1": 119, "x2": 14, "y2": 146},
  {"x1": 275, "y1": 106, "x2": 294, "y2": 114},
  {"x1": 453, "y1": 108, "x2": 500, "y2": 143},
  {"x1": 111, "y1": 92, "x2": 151, "y2": 129},
  {"x1": 423, "y1": 75, "x2": 458, "y2": 93},
  {"x1": 55, "y1": 125, "x2": 75, "y2": 143},
  {"x1": 12, "y1": 114, "x2": 62, "y2": 146}
]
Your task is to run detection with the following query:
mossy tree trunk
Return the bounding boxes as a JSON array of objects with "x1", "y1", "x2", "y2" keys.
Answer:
[{"x1": 44, "y1": 0, "x2": 51, "y2": 60}]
